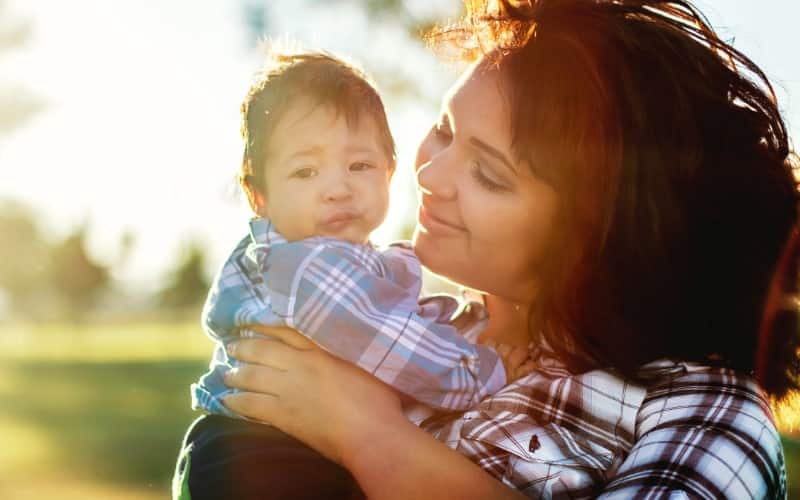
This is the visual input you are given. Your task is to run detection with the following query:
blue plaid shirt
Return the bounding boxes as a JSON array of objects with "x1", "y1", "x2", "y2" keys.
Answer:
[{"x1": 192, "y1": 218, "x2": 506, "y2": 417}]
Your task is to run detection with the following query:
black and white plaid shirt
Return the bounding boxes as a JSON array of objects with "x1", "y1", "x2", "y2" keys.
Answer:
[{"x1": 421, "y1": 348, "x2": 786, "y2": 499}]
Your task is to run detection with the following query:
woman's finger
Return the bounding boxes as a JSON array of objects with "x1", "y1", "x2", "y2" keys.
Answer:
[
  {"x1": 514, "y1": 360, "x2": 537, "y2": 380},
  {"x1": 228, "y1": 337, "x2": 305, "y2": 370},
  {"x1": 495, "y1": 343, "x2": 512, "y2": 358},
  {"x1": 244, "y1": 324, "x2": 316, "y2": 350},
  {"x1": 508, "y1": 346, "x2": 530, "y2": 367},
  {"x1": 223, "y1": 389, "x2": 343, "y2": 464},
  {"x1": 222, "y1": 391, "x2": 281, "y2": 423},
  {"x1": 224, "y1": 362, "x2": 290, "y2": 394}
]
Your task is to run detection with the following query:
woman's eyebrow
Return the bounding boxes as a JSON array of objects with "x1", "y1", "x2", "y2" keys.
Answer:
[{"x1": 469, "y1": 137, "x2": 517, "y2": 175}]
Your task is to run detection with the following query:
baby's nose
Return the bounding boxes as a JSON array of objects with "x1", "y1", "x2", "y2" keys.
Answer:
[{"x1": 322, "y1": 176, "x2": 353, "y2": 202}]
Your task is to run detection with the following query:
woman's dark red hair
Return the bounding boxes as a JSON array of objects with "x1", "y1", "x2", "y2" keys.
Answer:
[{"x1": 429, "y1": 0, "x2": 799, "y2": 396}]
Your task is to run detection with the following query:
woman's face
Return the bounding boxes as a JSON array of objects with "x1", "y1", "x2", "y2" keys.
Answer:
[{"x1": 413, "y1": 60, "x2": 559, "y2": 303}]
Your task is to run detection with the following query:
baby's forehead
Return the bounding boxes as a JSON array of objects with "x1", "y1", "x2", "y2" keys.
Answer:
[
  {"x1": 265, "y1": 99, "x2": 390, "y2": 158},
  {"x1": 277, "y1": 97, "x2": 378, "y2": 132}
]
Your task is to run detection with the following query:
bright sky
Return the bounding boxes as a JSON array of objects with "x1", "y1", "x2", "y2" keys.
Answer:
[{"x1": 2, "y1": 0, "x2": 799, "y2": 293}]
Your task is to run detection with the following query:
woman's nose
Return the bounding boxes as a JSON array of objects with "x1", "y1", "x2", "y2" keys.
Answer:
[{"x1": 416, "y1": 157, "x2": 457, "y2": 200}]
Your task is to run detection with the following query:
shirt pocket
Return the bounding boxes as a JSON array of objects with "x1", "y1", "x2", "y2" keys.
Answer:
[{"x1": 459, "y1": 412, "x2": 615, "y2": 498}]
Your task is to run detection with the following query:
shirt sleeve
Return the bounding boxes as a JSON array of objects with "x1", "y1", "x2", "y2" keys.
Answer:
[
  {"x1": 201, "y1": 235, "x2": 258, "y2": 343},
  {"x1": 263, "y1": 241, "x2": 507, "y2": 411},
  {"x1": 597, "y1": 370, "x2": 787, "y2": 499}
]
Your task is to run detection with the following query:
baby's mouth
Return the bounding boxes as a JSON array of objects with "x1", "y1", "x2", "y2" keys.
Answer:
[{"x1": 318, "y1": 211, "x2": 361, "y2": 232}]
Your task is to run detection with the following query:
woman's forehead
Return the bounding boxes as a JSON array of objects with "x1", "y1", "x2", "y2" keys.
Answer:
[
  {"x1": 444, "y1": 61, "x2": 513, "y2": 146},
  {"x1": 447, "y1": 58, "x2": 503, "y2": 102}
]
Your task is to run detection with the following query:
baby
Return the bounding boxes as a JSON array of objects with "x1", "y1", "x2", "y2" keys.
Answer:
[{"x1": 191, "y1": 50, "x2": 532, "y2": 418}]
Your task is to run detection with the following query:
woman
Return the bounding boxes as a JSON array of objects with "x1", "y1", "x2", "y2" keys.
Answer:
[{"x1": 176, "y1": 0, "x2": 798, "y2": 497}]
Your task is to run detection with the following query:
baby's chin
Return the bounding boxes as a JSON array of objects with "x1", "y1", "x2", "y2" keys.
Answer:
[
  {"x1": 283, "y1": 228, "x2": 371, "y2": 245},
  {"x1": 313, "y1": 218, "x2": 375, "y2": 245},
  {"x1": 317, "y1": 229, "x2": 371, "y2": 245}
]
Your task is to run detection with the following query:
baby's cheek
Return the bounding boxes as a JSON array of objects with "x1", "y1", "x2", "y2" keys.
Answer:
[{"x1": 275, "y1": 209, "x2": 313, "y2": 242}]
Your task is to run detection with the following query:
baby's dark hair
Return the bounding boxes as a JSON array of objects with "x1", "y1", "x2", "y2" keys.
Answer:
[{"x1": 239, "y1": 49, "x2": 396, "y2": 212}]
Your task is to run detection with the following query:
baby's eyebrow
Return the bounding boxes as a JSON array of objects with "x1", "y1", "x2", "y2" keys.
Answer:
[
  {"x1": 285, "y1": 145, "x2": 324, "y2": 162},
  {"x1": 345, "y1": 145, "x2": 380, "y2": 155}
]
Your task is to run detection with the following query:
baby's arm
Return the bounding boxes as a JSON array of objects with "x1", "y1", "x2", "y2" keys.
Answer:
[
  {"x1": 265, "y1": 242, "x2": 507, "y2": 411},
  {"x1": 483, "y1": 340, "x2": 536, "y2": 383}
]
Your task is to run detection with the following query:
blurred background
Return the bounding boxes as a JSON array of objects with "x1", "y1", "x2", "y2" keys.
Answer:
[{"x1": 0, "y1": 0, "x2": 797, "y2": 498}]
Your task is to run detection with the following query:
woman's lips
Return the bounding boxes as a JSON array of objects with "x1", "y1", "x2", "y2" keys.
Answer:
[{"x1": 417, "y1": 205, "x2": 467, "y2": 235}]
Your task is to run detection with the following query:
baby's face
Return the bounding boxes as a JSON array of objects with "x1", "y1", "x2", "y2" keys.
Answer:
[{"x1": 257, "y1": 99, "x2": 392, "y2": 244}]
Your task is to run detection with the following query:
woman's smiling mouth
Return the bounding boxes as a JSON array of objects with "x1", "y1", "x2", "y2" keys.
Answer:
[{"x1": 417, "y1": 204, "x2": 468, "y2": 235}]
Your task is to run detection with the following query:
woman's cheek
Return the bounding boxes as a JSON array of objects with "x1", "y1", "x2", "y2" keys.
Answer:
[{"x1": 460, "y1": 182, "x2": 499, "y2": 231}]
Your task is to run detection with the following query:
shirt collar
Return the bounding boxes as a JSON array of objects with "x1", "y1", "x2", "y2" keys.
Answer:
[{"x1": 248, "y1": 217, "x2": 287, "y2": 247}]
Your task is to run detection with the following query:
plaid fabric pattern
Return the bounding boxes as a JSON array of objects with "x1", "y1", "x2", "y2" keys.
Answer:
[
  {"x1": 600, "y1": 362, "x2": 787, "y2": 499},
  {"x1": 192, "y1": 217, "x2": 505, "y2": 417},
  {"x1": 421, "y1": 353, "x2": 786, "y2": 499}
]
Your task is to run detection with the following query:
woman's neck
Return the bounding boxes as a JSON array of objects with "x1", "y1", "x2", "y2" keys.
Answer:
[{"x1": 477, "y1": 294, "x2": 533, "y2": 348}]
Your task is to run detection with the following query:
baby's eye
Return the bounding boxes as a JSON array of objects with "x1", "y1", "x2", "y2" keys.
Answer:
[
  {"x1": 349, "y1": 162, "x2": 375, "y2": 172},
  {"x1": 291, "y1": 167, "x2": 318, "y2": 179}
]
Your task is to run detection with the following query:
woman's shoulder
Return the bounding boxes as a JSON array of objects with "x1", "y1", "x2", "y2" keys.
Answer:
[
  {"x1": 636, "y1": 360, "x2": 776, "y2": 432},
  {"x1": 601, "y1": 361, "x2": 788, "y2": 498}
]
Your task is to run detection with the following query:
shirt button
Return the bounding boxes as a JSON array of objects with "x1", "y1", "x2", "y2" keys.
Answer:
[{"x1": 529, "y1": 435, "x2": 540, "y2": 452}]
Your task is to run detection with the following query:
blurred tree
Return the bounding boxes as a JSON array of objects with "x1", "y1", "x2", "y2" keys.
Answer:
[
  {"x1": 50, "y1": 225, "x2": 110, "y2": 320},
  {"x1": 241, "y1": 0, "x2": 270, "y2": 48},
  {"x1": 0, "y1": 0, "x2": 44, "y2": 134},
  {"x1": 157, "y1": 242, "x2": 210, "y2": 310},
  {"x1": 0, "y1": 199, "x2": 50, "y2": 316},
  {"x1": 116, "y1": 229, "x2": 136, "y2": 267},
  {"x1": 240, "y1": 1, "x2": 461, "y2": 105}
]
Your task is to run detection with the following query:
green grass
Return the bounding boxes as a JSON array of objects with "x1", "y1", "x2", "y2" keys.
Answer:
[
  {"x1": 0, "y1": 359, "x2": 205, "y2": 486},
  {"x1": 785, "y1": 436, "x2": 800, "y2": 498},
  {"x1": 0, "y1": 321, "x2": 798, "y2": 498},
  {"x1": 0, "y1": 321, "x2": 212, "y2": 498}
]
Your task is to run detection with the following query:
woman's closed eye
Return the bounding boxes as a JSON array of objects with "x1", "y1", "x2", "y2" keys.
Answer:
[{"x1": 471, "y1": 161, "x2": 508, "y2": 192}]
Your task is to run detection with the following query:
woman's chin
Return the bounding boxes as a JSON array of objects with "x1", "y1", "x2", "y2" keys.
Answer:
[
  {"x1": 412, "y1": 230, "x2": 440, "y2": 263},
  {"x1": 414, "y1": 231, "x2": 467, "y2": 286}
]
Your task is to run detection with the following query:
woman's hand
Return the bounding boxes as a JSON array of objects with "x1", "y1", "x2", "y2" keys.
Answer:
[
  {"x1": 223, "y1": 325, "x2": 524, "y2": 500},
  {"x1": 221, "y1": 325, "x2": 404, "y2": 465}
]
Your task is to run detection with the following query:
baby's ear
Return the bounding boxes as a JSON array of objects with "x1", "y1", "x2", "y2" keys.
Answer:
[
  {"x1": 252, "y1": 189, "x2": 268, "y2": 217},
  {"x1": 243, "y1": 176, "x2": 268, "y2": 216}
]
